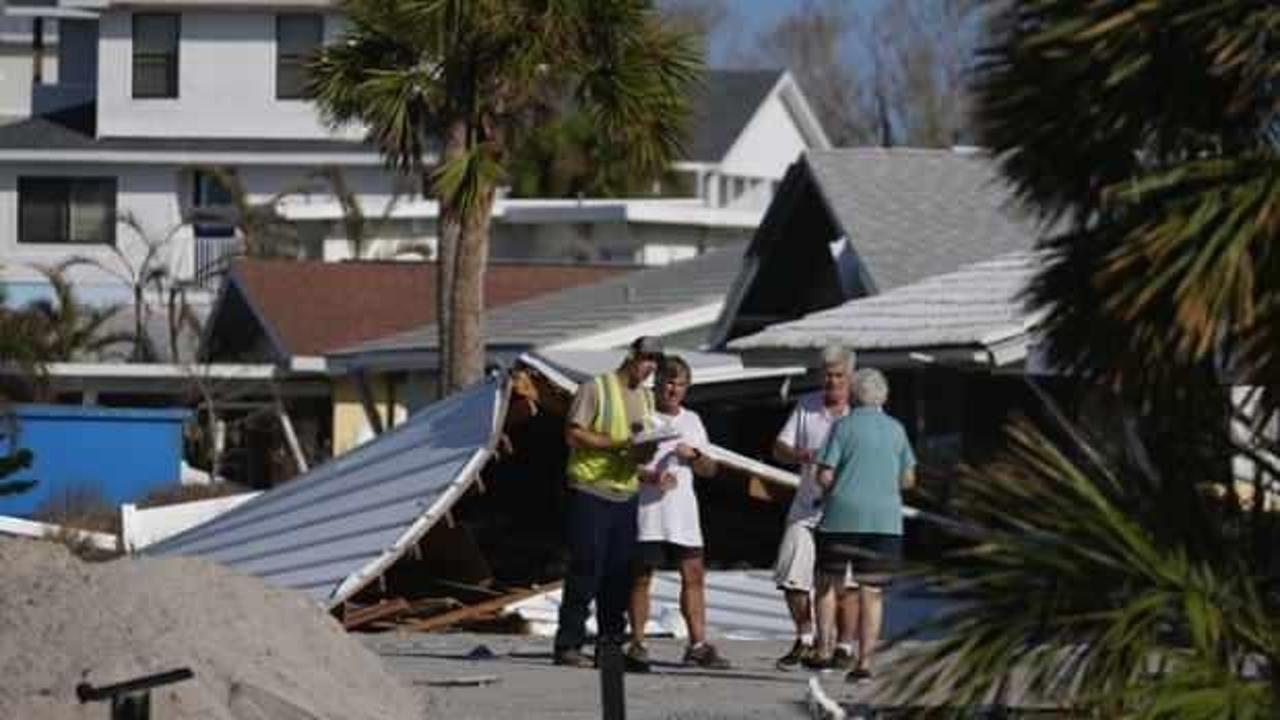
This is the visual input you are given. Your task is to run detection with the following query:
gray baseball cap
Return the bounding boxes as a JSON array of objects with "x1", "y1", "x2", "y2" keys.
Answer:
[{"x1": 629, "y1": 336, "x2": 665, "y2": 359}]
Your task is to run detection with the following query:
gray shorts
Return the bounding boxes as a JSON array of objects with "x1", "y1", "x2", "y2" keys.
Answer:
[{"x1": 773, "y1": 521, "x2": 857, "y2": 592}]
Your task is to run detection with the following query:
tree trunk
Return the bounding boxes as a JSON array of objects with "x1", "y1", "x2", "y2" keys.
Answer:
[
  {"x1": 447, "y1": 185, "x2": 495, "y2": 391},
  {"x1": 435, "y1": 122, "x2": 467, "y2": 394}
]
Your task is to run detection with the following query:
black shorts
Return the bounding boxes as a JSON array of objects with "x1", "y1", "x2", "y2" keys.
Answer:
[
  {"x1": 815, "y1": 532, "x2": 902, "y2": 586},
  {"x1": 633, "y1": 541, "x2": 703, "y2": 572}
]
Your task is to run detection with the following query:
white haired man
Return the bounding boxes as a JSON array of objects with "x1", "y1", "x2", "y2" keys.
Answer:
[
  {"x1": 771, "y1": 345, "x2": 860, "y2": 670},
  {"x1": 813, "y1": 368, "x2": 916, "y2": 682}
]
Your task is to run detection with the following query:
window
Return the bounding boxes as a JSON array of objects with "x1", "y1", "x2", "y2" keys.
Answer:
[
  {"x1": 192, "y1": 171, "x2": 235, "y2": 238},
  {"x1": 132, "y1": 13, "x2": 179, "y2": 98},
  {"x1": 276, "y1": 14, "x2": 323, "y2": 100},
  {"x1": 18, "y1": 178, "x2": 117, "y2": 245}
]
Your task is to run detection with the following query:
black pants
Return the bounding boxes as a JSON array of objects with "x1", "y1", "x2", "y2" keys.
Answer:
[{"x1": 554, "y1": 489, "x2": 638, "y2": 651}]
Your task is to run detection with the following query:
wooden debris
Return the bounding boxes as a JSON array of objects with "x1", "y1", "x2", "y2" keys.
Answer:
[
  {"x1": 416, "y1": 675, "x2": 501, "y2": 688},
  {"x1": 342, "y1": 598, "x2": 411, "y2": 631},
  {"x1": 748, "y1": 476, "x2": 791, "y2": 503},
  {"x1": 398, "y1": 582, "x2": 562, "y2": 633}
]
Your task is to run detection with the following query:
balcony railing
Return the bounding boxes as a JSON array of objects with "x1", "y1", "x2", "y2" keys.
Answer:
[{"x1": 193, "y1": 234, "x2": 243, "y2": 290}]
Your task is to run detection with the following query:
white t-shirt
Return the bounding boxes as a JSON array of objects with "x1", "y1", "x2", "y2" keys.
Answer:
[
  {"x1": 636, "y1": 407, "x2": 709, "y2": 548},
  {"x1": 777, "y1": 392, "x2": 850, "y2": 526}
]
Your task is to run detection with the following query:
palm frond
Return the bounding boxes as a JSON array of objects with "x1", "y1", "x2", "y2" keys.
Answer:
[{"x1": 888, "y1": 414, "x2": 1277, "y2": 714}]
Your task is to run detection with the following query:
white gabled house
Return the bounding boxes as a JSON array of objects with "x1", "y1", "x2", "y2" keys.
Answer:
[{"x1": 0, "y1": 0, "x2": 830, "y2": 307}]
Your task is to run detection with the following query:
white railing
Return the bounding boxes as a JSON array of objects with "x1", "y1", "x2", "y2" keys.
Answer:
[
  {"x1": 0, "y1": 515, "x2": 120, "y2": 552},
  {"x1": 193, "y1": 235, "x2": 243, "y2": 289},
  {"x1": 121, "y1": 492, "x2": 261, "y2": 552}
]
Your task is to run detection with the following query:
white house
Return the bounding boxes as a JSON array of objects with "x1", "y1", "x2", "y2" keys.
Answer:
[{"x1": 0, "y1": 0, "x2": 829, "y2": 307}]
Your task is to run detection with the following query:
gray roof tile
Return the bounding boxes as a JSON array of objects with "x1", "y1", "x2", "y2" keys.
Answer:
[
  {"x1": 731, "y1": 250, "x2": 1042, "y2": 352},
  {"x1": 334, "y1": 243, "x2": 748, "y2": 357},
  {"x1": 805, "y1": 148, "x2": 1042, "y2": 292}
]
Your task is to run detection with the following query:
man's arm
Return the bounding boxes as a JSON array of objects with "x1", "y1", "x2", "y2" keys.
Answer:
[
  {"x1": 772, "y1": 441, "x2": 815, "y2": 466},
  {"x1": 675, "y1": 443, "x2": 717, "y2": 477},
  {"x1": 816, "y1": 465, "x2": 836, "y2": 491},
  {"x1": 899, "y1": 428, "x2": 918, "y2": 490},
  {"x1": 566, "y1": 423, "x2": 623, "y2": 451}
]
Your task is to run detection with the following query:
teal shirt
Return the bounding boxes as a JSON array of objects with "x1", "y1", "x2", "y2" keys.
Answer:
[{"x1": 816, "y1": 407, "x2": 916, "y2": 535}]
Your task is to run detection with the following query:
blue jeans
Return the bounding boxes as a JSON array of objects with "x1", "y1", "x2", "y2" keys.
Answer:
[{"x1": 554, "y1": 489, "x2": 638, "y2": 652}]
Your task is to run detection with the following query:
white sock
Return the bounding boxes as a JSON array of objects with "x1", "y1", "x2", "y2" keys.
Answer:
[
  {"x1": 837, "y1": 642, "x2": 854, "y2": 655},
  {"x1": 799, "y1": 632, "x2": 815, "y2": 645}
]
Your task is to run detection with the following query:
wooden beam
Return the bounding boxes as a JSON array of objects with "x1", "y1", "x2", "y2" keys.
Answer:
[
  {"x1": 747, "y1": 475, "x2": 790, "y2": 503},
  {"x1": 398, "y1": 582, "x2": 563, "y2": 633},
  {"x1": 342, "y1": 597, "x2": 411, "y2": 630},
  {"x1": 274, "y1": 389, "x2": 309, "y2": 473},
  {"x1": 354, "y1": 369, "x2": 385, "y2": 435}
]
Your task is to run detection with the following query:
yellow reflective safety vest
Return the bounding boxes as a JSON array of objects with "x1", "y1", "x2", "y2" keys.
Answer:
[{"x1": 566, "y1": 372, "x2": 654, "y2": 500}]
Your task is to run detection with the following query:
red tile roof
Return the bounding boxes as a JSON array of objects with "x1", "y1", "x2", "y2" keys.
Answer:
[{"x1": 228, "y1": 258, "x2": 631, "y2": 357}]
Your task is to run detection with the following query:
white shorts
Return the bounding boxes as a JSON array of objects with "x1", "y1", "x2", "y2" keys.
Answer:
[{"x1": 773, "y1": 521, "x2": 857, "y2": 592}]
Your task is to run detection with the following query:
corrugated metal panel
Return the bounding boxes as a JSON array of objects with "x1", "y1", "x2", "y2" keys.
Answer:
[
  {"x1": 508, "y1": 571, "x2": 793, "y2": 640},
  {"x1": 146, "y1": 380, "x2": 507, "y2": 609},
  {"x1": 508, "y1": 571, "x2": 947, "y2": 641}
]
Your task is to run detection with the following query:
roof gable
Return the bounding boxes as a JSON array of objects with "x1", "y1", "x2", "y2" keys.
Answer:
[
  {"x1": 806, "y1": 148, "x2": 1039, "y2": 291},
  {"x1": 683, "y1": 69, "x2": 784, "y2": 164},
  {"x1": 712, "y1": 148, "x2": 1044, "y2": 347}
]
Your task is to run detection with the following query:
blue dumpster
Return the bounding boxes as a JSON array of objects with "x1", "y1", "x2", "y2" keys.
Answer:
[{"x1": 0, "y1": 404, "x2": 191, "y2": 517}]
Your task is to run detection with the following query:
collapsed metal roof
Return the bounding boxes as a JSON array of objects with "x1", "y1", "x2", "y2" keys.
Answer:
[{"x1": 146, "y1": 379, "x2": 508, "y2": 609}]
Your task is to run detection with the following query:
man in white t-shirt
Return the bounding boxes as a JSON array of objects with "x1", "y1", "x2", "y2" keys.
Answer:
[
  {"x1": 625, "y1": 355, "x2": 731, "y2": 672},
  {"x1": 771, "y1": 346, "x2": 856, "y2": 670}
]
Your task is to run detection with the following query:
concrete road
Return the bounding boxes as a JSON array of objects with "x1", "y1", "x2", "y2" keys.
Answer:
[{"x1": 367, "y1": 633, "x2": 833, "y2": 720}]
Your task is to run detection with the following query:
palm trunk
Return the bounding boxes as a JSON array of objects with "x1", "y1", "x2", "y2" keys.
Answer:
[
  {"x1": 447, "y1": 185, "x2": 495, "y2": 391},
  {"x1": 435, "y1": 129, "x2": 466, "y2": 395}
]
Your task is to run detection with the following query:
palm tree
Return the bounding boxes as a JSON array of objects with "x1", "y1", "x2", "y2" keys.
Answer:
[
  {"x1": 26, "y1": 262, "x2": 135, "y2": 362},
  {"x1": 888, "y1": 1, "x2": 1280, "y2": 714},
  {"x1": 0, "y1": 285, "x2": 40, "y2": 498},
  {"x1": 63, "y1": 212, "x2": 185, "y2": 362},
  {"x1": 309, "y1": 0, "x2": 700, "y2": 392}
]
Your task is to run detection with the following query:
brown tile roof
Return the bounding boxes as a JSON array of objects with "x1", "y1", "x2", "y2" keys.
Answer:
[{"x1": 228, "y1": 258, "x2": 631, "y2": 357}]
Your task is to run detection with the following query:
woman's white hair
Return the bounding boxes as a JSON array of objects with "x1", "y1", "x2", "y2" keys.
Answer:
[
  {"x1": 819, "y1": 345, "x2": 855, "y2": 374},
  {"x1": 853, "y1": 368, "x2": 889, "y2": 406}
]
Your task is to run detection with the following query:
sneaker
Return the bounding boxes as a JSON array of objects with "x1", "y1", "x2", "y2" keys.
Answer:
[
  {"x1": 846, "y1": 666, "x2": 873, "y2": 683},
  {"x1": 623, "y1": 642, "x2": 651, "y2": 673},
  {"x1": 552, "y1": 647, "x2": 593, "y2": 669},
  {"x1": 775, "y1": 639, "x2": 815, "y2": 671},
  {"x1": 683, "y1": 642, "x2": 731, "y2": 670},
  {"x1": 802, "y1": 653, "x2": 835, "y2": 671},
  {"x1": 831, "y1": 646, "x2": 855, "y2": 671}
]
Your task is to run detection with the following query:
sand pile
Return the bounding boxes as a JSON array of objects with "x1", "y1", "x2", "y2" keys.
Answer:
[{"x1": 0, "y1": 537, "x2": 423, "y2": 720}]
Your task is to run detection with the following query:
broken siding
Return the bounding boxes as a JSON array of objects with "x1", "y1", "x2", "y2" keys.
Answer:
[{"x1": 146, "y1": 380, "x2": 507, "y2": 608}]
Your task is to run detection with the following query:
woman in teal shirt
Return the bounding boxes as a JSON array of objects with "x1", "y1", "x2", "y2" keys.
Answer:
[{"x1": 812, "y1": 368, "x2": 916, "y2": 682}]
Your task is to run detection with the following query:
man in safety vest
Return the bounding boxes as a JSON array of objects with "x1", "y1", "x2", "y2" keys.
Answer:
[{"x1": 553, "y1": 336, "x2": 663, "y2": 668}]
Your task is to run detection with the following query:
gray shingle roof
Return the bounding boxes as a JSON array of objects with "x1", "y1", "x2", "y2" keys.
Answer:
[
  {"x1": 0, "y1": 107, "x2": 377, "y2": 155},
  {"x1": 683, "y1": 69, "x2": 783, "y2": 163},
  {"x1": 806, "y1": 148, "x2": 1042, "y2": 293},
  {"x1": 333, "y1": 244, "x2": 748, "y2": 357},
  {"x1": 730, "y1": 250, "x2": 1041, "y2": 353}
]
